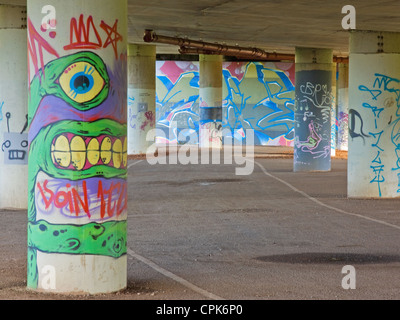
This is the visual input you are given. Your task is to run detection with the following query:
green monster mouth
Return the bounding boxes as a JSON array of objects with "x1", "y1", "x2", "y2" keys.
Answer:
[{"x1": 30, "y1": 119, "x2": 127, "y2": 181}]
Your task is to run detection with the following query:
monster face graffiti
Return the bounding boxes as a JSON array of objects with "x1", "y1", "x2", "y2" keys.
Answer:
[{"x1": 27, "y1": 51, "x2": 127, "y2": 289}]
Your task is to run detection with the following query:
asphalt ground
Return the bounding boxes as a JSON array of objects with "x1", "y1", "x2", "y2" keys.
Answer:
[{"x1": 0, "y1": 147, "x2": 399, "y2": 301}]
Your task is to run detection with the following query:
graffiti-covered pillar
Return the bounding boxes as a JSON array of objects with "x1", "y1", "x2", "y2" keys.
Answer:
[
  {"x1": 348, "y1": 31, "x2": 400, "y2": 198},
  {"x1": 27, "y1": 0, "x2": 128, "y2": 293},
  {"x1": 331, "y1": 63, "x2": 337, "y2": 157},
  {"x1": 199, "y1": 54, "x2": 223, "y2": 148},
  {"x1": 337, "y1": 62, "x2": 349, "y2": 151},
  {"x1": 0, "y1": 5, "x2": 28, "y2": 209},
  {"x1": 127, "y1": 44, "x2": 156, "y2": 155},
  {"x1": 294, "y1": 47, "x2": 333, "y2": 172}
]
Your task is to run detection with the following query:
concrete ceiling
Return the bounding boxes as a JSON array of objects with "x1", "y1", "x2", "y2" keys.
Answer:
[
  {"x1": 3, "y1": 0, "x2": 400, "y2": 56},
  {"x1": 128, "y1": 0, "x2": 400, "y2": 56}
]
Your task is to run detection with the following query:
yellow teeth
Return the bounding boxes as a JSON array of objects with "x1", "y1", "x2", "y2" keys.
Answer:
[
  {"x1": 100, "y1": 137, "x2": 112, "y2": 165},
  {"x1": 87, "y1": 138, "x2": 100, "y2": 165},
  {"x1": 112, "y1": 139, "x2": 122, "y2": 169},
  {"x1": 123, "y1": 138, "x2": 127, "y2": 168},
  {"x1": 51, "y1": 134, "x2": 127, "y2": 170},
  {"x1": 52, "y1": 135, "x2": 71, "y2": 168},
  {"x1": 70, "y1": 136, "x2": 86, "y2": 170}
]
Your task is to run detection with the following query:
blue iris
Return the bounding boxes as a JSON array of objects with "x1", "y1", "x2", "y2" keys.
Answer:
[{"x1": 69, "y1": 70, "x2": 94, "y2": 96}]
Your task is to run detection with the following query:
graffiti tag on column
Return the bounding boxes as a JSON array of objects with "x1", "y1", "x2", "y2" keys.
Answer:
[
  {"x1": 1, "y1": 111, "x2": 29, "y2": 165},
  {"x1": 36, "y1": 178, "x2": 127, "y2": 220},
  {"x1": 28, "y1": 18, "x2": 59, "y2": 82},
  {"x1": 300, "y1": 82, "x2": 332, "y2": 124},
  {"x1": 64, "y1": 15, "x2": 123, "y2": 59},
  {"x1": 358, "y1": 73, "x2": 400, "y2": 196},
  {"x1": 294, "y1": 120, "x2": 329, "y2": 158},
  {"x1": 128, "y1": 96, "x2": 137, "y2": 129}
]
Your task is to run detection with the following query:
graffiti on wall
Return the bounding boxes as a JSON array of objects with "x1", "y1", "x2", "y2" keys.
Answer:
[
  {"x1": 156, "y1": 61, "x2": 199, "y2": 144},
  {"x1": 223, "y1": 62, "x2": 295, "y2": 145},
  {"x1": 155, "y1": 61, "x2": 295, "y2": 146},
  {"x1": 27, "y1": 13, "x2": 127, "y2": 289}
]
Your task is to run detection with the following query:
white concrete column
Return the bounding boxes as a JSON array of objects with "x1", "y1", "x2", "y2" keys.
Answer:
[
  {"x1": 348, "y1": 31, "x2": 400, "y2": 198},
  {"x1": 27, "y1": 0, "x2": 128, "y2": 293},
  {"x1": 294, "y1": 47, "x2": 334, "y2": 172},
  {"x1": 337, "y1": 62, "x2": 349, "y2": 151},
  {"x1": 127, "y1": 44, "x2": 156, "y2": 155},
  {"x1": 199, "y1": 54, "x2": 223, "y2": 149},
  {"x1": 0, "y1": 5, "x2": 28, "y2": 209}
]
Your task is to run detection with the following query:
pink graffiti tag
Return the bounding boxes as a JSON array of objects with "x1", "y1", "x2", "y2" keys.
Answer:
[
  {"x1": 140, "y1": 111, "x2": 155, "y2": 131},
  {"x1": 27, "y1": 18, "x2": 59, "y2": 85}
]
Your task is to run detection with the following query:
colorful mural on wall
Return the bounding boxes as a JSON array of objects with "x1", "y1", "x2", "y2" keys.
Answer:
[
  {"x1": 156, "y1": 61, "x2": 200, "y2": 144},
  {"x1": 223, "y1": 61, "x2": 295, "y2": 146},
  {"x1": 27, "y1": 3, "x2": 127, "y2": 292},
  {"x1": 155, "y1": 60, "x2": 296, "y2": 146}
]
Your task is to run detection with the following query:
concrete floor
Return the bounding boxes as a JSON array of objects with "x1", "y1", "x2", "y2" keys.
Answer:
[{"x1": 0, "y1": 149, "x2": 400, "y2": 300}]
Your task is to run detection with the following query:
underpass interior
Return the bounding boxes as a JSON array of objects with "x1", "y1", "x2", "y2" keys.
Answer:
[{"x1": 0, "y1": 0, "x2": 399, "y2": 300}]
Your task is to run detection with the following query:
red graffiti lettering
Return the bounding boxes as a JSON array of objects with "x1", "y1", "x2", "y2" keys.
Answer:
[
  {"x1": 37, "y1": 179, "x2": 54, "y2": 209},
  {"x1": 37, "y1": 180, "x2": 90, "y2": 218},
  {"x1": 64, "y1": 15, "x2": 123, "y2": 59},
  {"x1": 100, "y1": 19, "x2": 123, "y2": 59},
  {"x1": 71, "y1": 181, "x2": 90, "y2": 218},
  {"x1": 63, "y1": 14, "x2": 103, "y2": 50},
  {"x1": 97, "y1": 180, "x2": 127, "y2": 219}
]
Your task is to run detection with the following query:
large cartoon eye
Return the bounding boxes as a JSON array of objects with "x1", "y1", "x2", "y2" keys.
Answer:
[{"x1": 59, "y1": 61, "x2": 105, "y2": 104}]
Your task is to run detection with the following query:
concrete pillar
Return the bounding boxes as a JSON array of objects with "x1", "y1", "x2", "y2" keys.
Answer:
[
  {"x1": 0, "y1": 5, "x2": 28, "y2": 210},
  {"x1": 199, "y1": 54, "x2": 223, "y2": 148},
  {"x1": 337, "y1": 63, "x2": 349, "y2": 151},
  {"x1": 127, "y1": 44, "x2": 156, "y2": 155},
  {"x1": 294, "y1": 47, "x2": 334, "y2": 171},
  {"x1": 348, "y1": 31, "x2": 400, "y2": 198},
  {"x1": 27, "y1": 0, "x2": 128, "y2": 293},
  {"x1": 331, "y1": 63, "x2": 337, "y2": 157}
]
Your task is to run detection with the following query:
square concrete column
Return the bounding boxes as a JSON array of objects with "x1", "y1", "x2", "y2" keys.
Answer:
[
  {"x1": 127, "y1": 44, "x2": 156, "y2": 155},
  {"x1": 348, "y1": 31, "x2": 400, "y2": 198},
  {"x1": 331, "y1": 63, "x2": 337, "y2": 157},
  {"x1": 199, "y1": 54, "x2": 223, "y2": 149},
  {"x1": 0, "y1": 5, "x2": 28, "y2": 209},
  {"x1": 337, "y1": 62, "x2": 349, "y2": 151},
  {"x1": 27, "y1": 0, "x2": 128, "y2": 294},
  {"x1": 294, "y1": 47, "x2": 334, "y2": 172}
]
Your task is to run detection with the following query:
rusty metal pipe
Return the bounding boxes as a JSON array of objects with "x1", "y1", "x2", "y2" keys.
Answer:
[
  {"x1": 144, "y1": 30, "x2": 265, "y2": 57},
  {"x1": 179, "y1": 46, "x2": 295, "y2": 61},
  {"x1": 144, "y1": 30, "x2": 349, "y2": 63}
]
